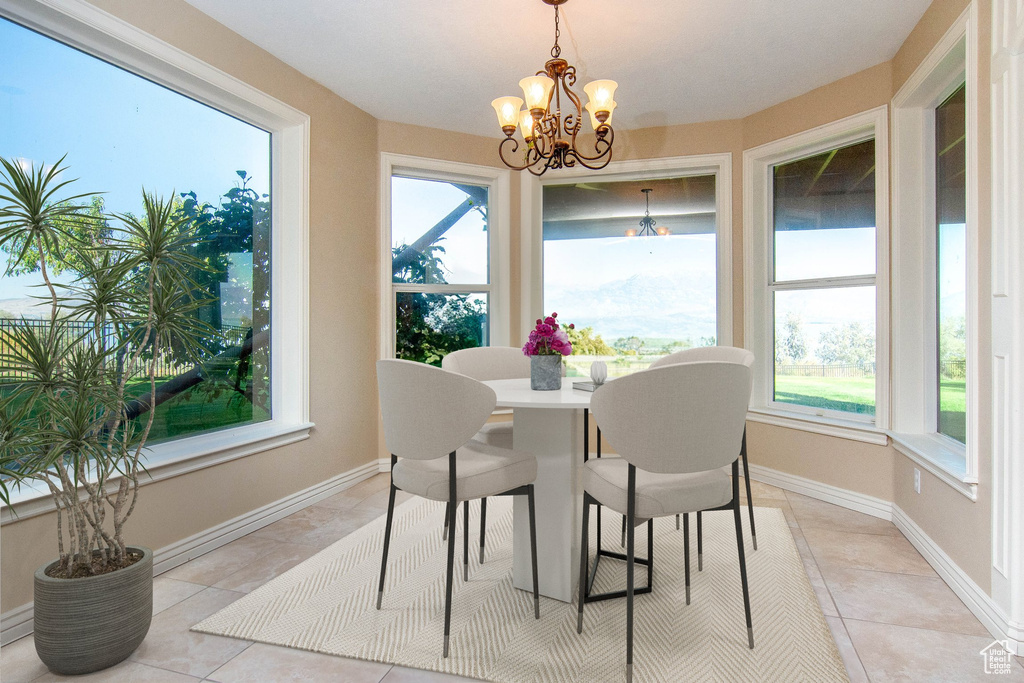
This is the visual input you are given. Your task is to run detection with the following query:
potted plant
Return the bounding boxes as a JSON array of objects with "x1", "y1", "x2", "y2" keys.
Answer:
[
  {"x1": 522, "y1": 312, "x2": 573, "y2": 390},
  {"x1": 0, "y1": 157, "x2": 212, "y2": 675}
]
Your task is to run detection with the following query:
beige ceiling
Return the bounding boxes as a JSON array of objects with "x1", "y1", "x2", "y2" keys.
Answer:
[{"x1": 183, "y1": 0, "x2": 930, "y2": 138}]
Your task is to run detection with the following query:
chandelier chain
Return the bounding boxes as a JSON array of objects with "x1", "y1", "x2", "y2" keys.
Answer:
[{"x1": 551, "y1": 5, "x2": 561, "y2": 58}]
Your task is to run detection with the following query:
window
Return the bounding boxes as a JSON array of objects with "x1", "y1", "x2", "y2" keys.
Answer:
[
  {"x1": 0, "y1": 0, "x2": 310, "y2": 511},
  {"x1": 541, "y1": 175, "x2": 719, "y2": 377},
  {"x1": 743, "y1": 106, "x2": 888, "y2": 443},
  {"x1": 770, "y1": 140, "x2": 877, "y2": 417},
  {"x1": 1, "y1": 17, "x2": 270, "y2": 442},
  {"x1": 934, "y1": 85, "x2": 967, "y2": 444},
  {"x1": 381, "y1": 155, "x2": 510, "y2": 364},
  {"x1": 890, "y1": 7, "x2": 977, "y2": 496}
]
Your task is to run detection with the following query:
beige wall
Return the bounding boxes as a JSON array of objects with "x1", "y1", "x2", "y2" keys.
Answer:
[
  {"x1": 0, "y1": 0, "x2": 996, "y2": 613},
  {"x1": 1, "y1": 0, "x2": 381, "y2": 612}
]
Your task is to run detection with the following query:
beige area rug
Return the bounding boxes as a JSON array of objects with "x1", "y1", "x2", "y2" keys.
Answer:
[{"x1": 194, "y1": 495, "x2": 848, "y2": 682}]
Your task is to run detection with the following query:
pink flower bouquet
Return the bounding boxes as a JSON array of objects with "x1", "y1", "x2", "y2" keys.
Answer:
[{"x1": 523, "y1": 312, "x2": 574, "y2": 356}]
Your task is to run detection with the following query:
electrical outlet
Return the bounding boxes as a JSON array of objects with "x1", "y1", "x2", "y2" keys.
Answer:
[{"x1": 914, "y1": 468, "x2": 921, "y2": 494}]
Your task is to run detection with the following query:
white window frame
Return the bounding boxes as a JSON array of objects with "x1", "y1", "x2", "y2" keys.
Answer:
[
  {"x1": 520, "y1": 153, "x2": 733, "y2": 347},
  {"x1": 743, "y1": 106, "x2": 890, "y2": 446},
  {"x1": 0, "y1": 0, "x2": 312, "y2": 521},
  {"x1": 889, "y1": 6, "x2": 978, "y2": 499},
  {"x1": 378, "y1": 153, "x2": 511, "y2": 359}
]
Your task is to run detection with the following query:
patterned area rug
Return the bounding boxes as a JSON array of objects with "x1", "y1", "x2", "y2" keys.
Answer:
[{"x1": 193, "y1": 495, "x2": 847, "y2": 682}]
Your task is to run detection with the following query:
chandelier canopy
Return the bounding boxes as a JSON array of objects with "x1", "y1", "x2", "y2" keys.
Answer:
[{"x1": 491, "y1": 0, "x2": 617, "y2": 176}]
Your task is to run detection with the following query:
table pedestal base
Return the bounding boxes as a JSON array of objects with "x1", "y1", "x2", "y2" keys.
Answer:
[{"x1": 512, "y1": 407, "x2": 582, "y2": 602}]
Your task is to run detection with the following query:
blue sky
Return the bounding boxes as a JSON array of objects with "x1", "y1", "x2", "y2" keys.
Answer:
[{"x1": 0, "y1": 17, "x2": 269, "y2": 304}]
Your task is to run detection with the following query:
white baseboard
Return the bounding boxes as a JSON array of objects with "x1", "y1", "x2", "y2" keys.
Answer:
[
  {"x1": 0, "y1": 459, "x2": 381, "y2": 646},
  {"x1": 378, "y1": 457, "x2": 390, "y2": 473},
  {"x1": 746, "y1": 462, "x2": 1020, "y2": 655},
  {"x1": 745, "y1": 463, "x2": 893, "y2": 520},
  {"x1": 0, "y1": 603, "x2": 33, "y2": 649},
  {"x1": 892, "y1": 506, "x2": 1021, "y2": 655}
]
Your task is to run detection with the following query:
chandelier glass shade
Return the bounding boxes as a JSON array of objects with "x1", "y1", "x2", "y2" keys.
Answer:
[{"x1": 491, "y1": 0, "x2": 617, "y2": 176}]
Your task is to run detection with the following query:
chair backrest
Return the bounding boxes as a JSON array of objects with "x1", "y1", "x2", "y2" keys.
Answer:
[
  {"x1": 441, "y1": 346, "x2": 532, "y2": 381},
  {"x1": 649, "y1": 345, "x2": 755, "y2": 395},
  {"x1": 590, "y1": 361, "x2": 751, "y2": 474},
  {"x1": 649, "y1": 345, "x2": 755, "y2": 370},
  {"x1": 377, "y1": 359, "x2": 496, "y2": 460}
]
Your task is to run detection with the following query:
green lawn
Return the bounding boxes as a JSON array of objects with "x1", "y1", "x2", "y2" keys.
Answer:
[
  {"x1": 124, "y1": 379, "x2": 269, "y2": 444},
  {"x1": 773, "y1": 375, "x2": 967, "y2": 443},
  {"x1": 939, "y1": 379, "x2": 966, "y2": 443},
  {"x1": 774, "y1": 376, "x2": 877, "y2": 415}
]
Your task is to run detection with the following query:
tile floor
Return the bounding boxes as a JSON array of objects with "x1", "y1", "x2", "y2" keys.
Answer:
[{"x1": 2, "y1": 474, "x2": 1022, "y2": 682}]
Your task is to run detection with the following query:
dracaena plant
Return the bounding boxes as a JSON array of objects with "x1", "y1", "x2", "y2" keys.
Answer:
[{"x1": 0, "y1": 156, "x2": 215, "y2": 578}]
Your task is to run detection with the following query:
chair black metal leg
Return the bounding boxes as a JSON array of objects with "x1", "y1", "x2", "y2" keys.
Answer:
[
  {"x1": 676, "y1": 513, "x2": 680, "y2": 530},
  {"x1": 376, "y1": 456, "x2": 398, "y2": 610},
  {"x1": 625, "y1": 466, "x2": 637, "y2": 683},
  {"x1": 479, "y1": 497, "x2": 487, "y2": 564},
  {"x1": 732, "y1": 460, "x2": 754, "y2": 649},
  {"x1": 683, "y1": 512, "x2": 691, "y2": 605},
  {"x1": 463, "y1": 498, "x2": 470, "y2": 581},
  {"x1": 528, "y1": 485, "x2": 540, "y2": 619},
  {"x1": 741, "y1": 430, "x2": 758, "y2": 551},
  {"x1": 697, "y1": 510, "x2": 703, "y2": 571},
  {"x1": 443, "y1": 453, "x2": 458, "y2": 658},
  {"x1": 584, "y1": 408, "x2": 590, "y2": 464},
  {"x1": 577, "y1": 492, "x2": 591, "y2": 633},
  {"x1": 647, "y1": 519, "x2": 653, "y2": 588},
  {"x1": 621, "y1": 514, "x2": 626, "y2": 548},
  {"x1": 443, "y1": 501, "x2": 450, "y2": 541}
]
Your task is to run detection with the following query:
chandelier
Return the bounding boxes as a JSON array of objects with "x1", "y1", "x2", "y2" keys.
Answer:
[
  {"x1": 490, "y1": 0, "x2": 618, "y2": 176},
  {"x1": 626, "y1": 188, "x2": 670, "y2": 237}
]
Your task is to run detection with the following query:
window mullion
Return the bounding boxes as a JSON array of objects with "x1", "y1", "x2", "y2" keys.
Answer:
[
  {"x1": 769, "y1": 275, "x2": 876, "y2": 291},
  {"x1": 392, "y1": 283, "x2": 492, "y2": 294}
]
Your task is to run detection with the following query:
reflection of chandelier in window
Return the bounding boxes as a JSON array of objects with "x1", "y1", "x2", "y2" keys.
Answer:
[{"x1": 626, "y1": 188, "x2": 670, "y2": 237}]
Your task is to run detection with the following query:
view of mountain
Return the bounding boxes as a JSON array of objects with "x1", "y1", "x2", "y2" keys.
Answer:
[{"x1": 546, "y1": 272, "x2": 717, "y2": 342}]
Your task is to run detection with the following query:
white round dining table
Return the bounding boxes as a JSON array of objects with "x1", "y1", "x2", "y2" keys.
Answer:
[{"x1": 482, "y1": 378, "x2": 594, "y2": 602}]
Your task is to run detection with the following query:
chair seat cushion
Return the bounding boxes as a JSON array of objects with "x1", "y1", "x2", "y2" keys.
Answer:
[
  {"x1": 393, "y1": 440, "x2": 536, "y2": 502},
  {"x1": 476, "y1": 421, "x2": 513, "y2": 450},
  {"x1": 583, "y1": 458, "x2": 732, "y2": 518}
]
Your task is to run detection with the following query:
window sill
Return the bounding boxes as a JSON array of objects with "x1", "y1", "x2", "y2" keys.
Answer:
[
  {"x1": 888, "y1": 431, "x2": 977, "y2": 500},
  {"x1": 0, "y1": 420, "x2": 315, "y2": 524},
  {"x1": 746, "y1": 408, "x2": 889, "y2": 446}
]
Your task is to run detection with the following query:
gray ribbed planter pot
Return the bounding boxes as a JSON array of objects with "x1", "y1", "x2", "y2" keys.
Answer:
[
  {"x1": 34, "y1": 546, "x2": 153, "y2": 675},
  {"x1": 530, "y1": 354, "x2": 562, "y2": 390}
]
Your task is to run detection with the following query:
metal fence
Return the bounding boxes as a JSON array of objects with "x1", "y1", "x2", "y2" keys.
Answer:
[
  {"x1": 776, "y1": 363, "x2": 876, "y2": 378},
  {"x1": 0, "y1": 318, "x2": 250, "y2": 381},
  {"x1": 940, "y1": 359, "x2": 966, "y2": 380}
]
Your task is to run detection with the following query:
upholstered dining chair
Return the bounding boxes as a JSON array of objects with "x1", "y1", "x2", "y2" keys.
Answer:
[
  {"x1": 441, "y1": 346, "x2": 564, "y2": 562},
  {"x1": 375, "y1": 359, "x2": 541, "y2": 658},
  {"x1": 578, "y1": 361, "x2": 755, "y2": 683},
  {"x1": 649, "y1": 346, "x2": 758, "y2": 563}
]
